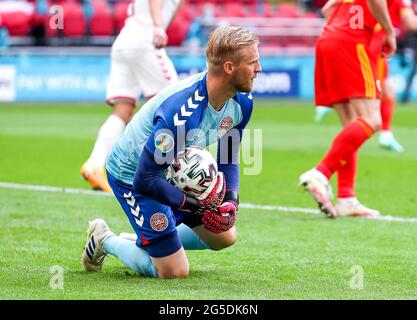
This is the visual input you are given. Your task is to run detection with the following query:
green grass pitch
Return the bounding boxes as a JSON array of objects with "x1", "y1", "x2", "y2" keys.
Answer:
[{"x1": 1, "y1": 100, "x2": 417, "y2": 299}]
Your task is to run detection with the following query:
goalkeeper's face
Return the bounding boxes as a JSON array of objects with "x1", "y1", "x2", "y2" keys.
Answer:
[{"x1": 230, "y1": 44, "x2": 262, "y2": 93}]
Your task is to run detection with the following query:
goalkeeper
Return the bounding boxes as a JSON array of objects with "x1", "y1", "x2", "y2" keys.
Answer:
[{"x1": 81, "y1": 26, "x2": 261, "y2": 279}]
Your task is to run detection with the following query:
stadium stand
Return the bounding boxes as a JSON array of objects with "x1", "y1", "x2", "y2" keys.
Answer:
[
  {"x1": 89, "y1": 0, "x2": 113, "y2": 36},
  {"x1": 166, "y1": 1, "x2": 193, "y2": 46},
  {"x1": 113, "y1": 0, "x2": 128, "y2": 34},
  {"x1": 0, "y1": 0, "x2": 324, "y2": 50},
  {"x1": 0, "y1": 0, "x2": 35, "y2": 36}
]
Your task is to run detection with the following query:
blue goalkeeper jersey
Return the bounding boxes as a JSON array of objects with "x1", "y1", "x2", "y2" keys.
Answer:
[{"x1": 106, "y1": 71, "x2": 253, "y2": 209}]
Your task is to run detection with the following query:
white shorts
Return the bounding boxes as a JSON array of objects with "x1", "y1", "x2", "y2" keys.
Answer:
[{"x1": 106, "y1": 48, "x2": 178, "y2": 105}]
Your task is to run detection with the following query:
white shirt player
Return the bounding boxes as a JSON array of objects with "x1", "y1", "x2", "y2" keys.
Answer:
[{"x1": 113, "y1": 0, "x2": 182, "y2": 50}]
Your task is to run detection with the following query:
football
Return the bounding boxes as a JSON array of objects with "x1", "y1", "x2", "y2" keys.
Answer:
[{"x1": 165, "y1": 146, "x2": 218, "y2": 200}]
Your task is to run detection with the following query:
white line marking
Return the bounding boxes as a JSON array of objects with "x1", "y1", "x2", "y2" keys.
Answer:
[
  {"x1": 1, "y1": 181, "x2": 417, "y2": 223},
  {"x1": 0, "y1": 181, "x2": 112, "y2": 197}
]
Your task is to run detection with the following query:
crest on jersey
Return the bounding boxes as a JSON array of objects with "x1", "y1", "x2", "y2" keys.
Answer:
[
  {"x1": 155, "y1": 133, "x2": 174, "y2": 153},
  {"x1": 219, "y1": 117, "x2": 233, "y2": 134},
  {"x1": 150, "y1": 213, "x2": 168, "y2": 232}
]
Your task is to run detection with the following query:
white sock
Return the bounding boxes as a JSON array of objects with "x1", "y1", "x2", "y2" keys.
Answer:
[
  {"x1": 380, "y1": 130, "x2": 393, "y2": 138},
  {"x1": 337, "y1": 197, "x2": 358, "y2": 206},
  {"x1": 88, "y1": 114, "x2": 126, "y2": 168},
  {"x1": 103, "y1": 235, "x2": 157, "y2": 278},
  {"x1": 311, "y1": 168, "x2": 328, "y2": 182}
]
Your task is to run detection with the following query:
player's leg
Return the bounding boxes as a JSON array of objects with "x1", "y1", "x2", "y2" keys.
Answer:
[
  {"x1": 379, "y1": 78, "x2": 404, "y2": 152},
  {"x1": 133, "y1": 48, "x2": 178, "y2": 99},
  {"x1": 333, "y1": 102, "x2": 380, "y2": 217},
  {"x1": 316, "y1": 98, "x2": 378, "y2": 185},
  {"x1": 334, "y1": 102, "x2": 357, "y2": 204},
  {"x1": 102, "y1": 234, "x2": 189, "y2": 279},
  {"x1": 120, "y1": 216, "x2": 236, "y2": 251},
  {"x1": 81, "y1": 48, "x2": 140, "y2": 192},
  {"x1": 314, "y1": 39, "x2": 381, "y2": 181},
  {"x1": 82, "y1": 218, "x2": 158, "y2": 277},
  {"x1": 90, "y1": 172, "x2": 189, "y2": 279},
  {"x1": 119, "y1": 223, "x2": 211, "y2": 250},
  {"x1": 299, "y1": 39, "x2": 336, "y2": 217},
  {"x1": 191, "y1": 225, "x2": 237, "y2": 250},
  {"x1": 150, "y1": 249, "x2": 189, "y2": 279}
]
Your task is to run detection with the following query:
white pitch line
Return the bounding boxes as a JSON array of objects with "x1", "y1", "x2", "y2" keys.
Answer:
[
  {"x1": 0, "y1": 181, "x2": 113, "y2": 197},
  {"x1": 1, "y1": 181, "x2": 417, "y2": 223}
]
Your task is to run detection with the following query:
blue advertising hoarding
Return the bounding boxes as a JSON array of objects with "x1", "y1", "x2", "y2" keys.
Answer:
[{"x1": 0, "y1": 53, "x2": 415, "y2": 101}]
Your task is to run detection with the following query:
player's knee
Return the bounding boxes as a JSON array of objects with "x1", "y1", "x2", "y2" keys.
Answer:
[
  {"x1": 359, "y1": 112, "x2": 381, "y2": 132},
  {"x1": 157, "y1": 265, "x2": 189, "y2": 279},
  {"x1": 368, "y1": 115, "x2": 382, "y2": 132}
]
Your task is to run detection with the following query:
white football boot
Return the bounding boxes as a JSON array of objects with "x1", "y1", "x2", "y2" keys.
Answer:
[
  {"x1": 82, "y1": 219, "x2": 114, "y2": 272},
  {"x1": 335, "y1": 198, "x2": 380, "y2": 217},
  {"x1": 299, "y1": 168, "x2": 337, "y2": 218},
  {"x1": 119, "y1": 232, "x2": 138, "y2": 242},
  {"x1": 314, "y1": 106, "x2": 332, "y2": 123},
  {"x1": 379, "y1": 131, "x2": 404, "y2": 153}
]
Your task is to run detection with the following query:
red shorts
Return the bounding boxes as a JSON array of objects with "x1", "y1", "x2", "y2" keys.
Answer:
[
  {"x1": 315, "y1": 38, "x2": 380, "y2": 107},
  {"x1": 376, "y1": 55, "x2": 388, "y2": 85}
]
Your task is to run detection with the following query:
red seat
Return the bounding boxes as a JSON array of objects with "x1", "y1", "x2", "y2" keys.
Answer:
[
  {"x1": 188, "y1": 0, "x2": 216, "y2": 3},
  {"x1": 194, "y1": 2, "x2": 216, "y2": 18},
  {"x1": 273, "y1": 3, "x2": 302, "y2": 18},
  {"x1": 0, "y1": 1, "x2": 34, "y2": 36},
  {"x1": 114, "y1": 1, "x2": 129, "y2": 33},
  {"x1": 0, "y1": 11, "x2": 33, "y2": 36},
  {"x1": 244, "y1": 2, "x2": 274, "y2": 18},
  {"x1": 166, "y1": 2, "x2": 193, "y2": 46},
  {"x1": 212, "y1": 0, "x2": 236, "y2": 3},
  {"x1": 215, "y1": 2, "x2": 247, "y2": 18},
  {"x1": 239, "y1": 0, "x2": 258, "y2": 4},
  {"x1": 90, "y1": 0, "x2": 113, "y2": 36},
  {"x1": 46, "y1": 0, "x2": 85, "y2": 37}
]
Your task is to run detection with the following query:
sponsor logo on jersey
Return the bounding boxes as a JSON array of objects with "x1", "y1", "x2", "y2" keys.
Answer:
[
  {"x1": 150, "y1": 213, "x2": 168, "y2": 232},
  {"x1": 219, "y1": 117, "x2": 233, "y2": 133},
  {"x1": 155, "y1": 133, "x2": 175, "y2": 153}
]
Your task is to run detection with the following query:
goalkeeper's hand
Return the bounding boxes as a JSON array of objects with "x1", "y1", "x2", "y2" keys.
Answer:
[
  {"x1": 180, "y1": 172, "x2": 226, "y2": 215},
  {"x1": 202, "y1": 200, "x2": 238, "y2": 234}
]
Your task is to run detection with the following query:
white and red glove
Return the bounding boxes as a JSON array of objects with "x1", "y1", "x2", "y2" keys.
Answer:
[
  {"x1": 202, "y1": 189, "x2": 239, "y2": 234},
  {"x1": 180, "y1": 172, "x2": 226, "y2": 215},
  {"x1": 202, "y1": 200, "x2": 238, "y2": 234}
]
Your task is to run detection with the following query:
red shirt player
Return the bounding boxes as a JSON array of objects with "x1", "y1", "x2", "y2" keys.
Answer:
[
  {"x1": 369, "y1": 0, "x2": 417, "y2": 152},
  {"x1": 299, "y1": 0, "x2": 396, "y2": 218}
]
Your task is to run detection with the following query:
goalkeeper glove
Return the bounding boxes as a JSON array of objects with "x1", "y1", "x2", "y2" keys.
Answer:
[
  {"x1": 202, "y1": 191, "x2": 239, "y2": 234},
  {"x1": 202, "y1": 201, "x2": 238, "y2": 234}
]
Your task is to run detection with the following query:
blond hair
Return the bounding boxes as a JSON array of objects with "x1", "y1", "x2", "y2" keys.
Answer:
[{"x1": 206, "y1": 26, "x2": 259, "y2": 66}]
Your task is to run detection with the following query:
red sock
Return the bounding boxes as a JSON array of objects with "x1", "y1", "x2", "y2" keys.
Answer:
[
  {"x1": 380, "y1": 96, "x2": 395, "y2": 131},
  {"x1": 337, "y1": 151, "x2": 357, "y2": 198},
  {"x1": 316, "y1": 118, "x2": 374, "y2": 179}
]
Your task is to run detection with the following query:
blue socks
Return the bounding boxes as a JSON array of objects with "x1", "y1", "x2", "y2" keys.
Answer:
[
  {"x1": 103, "y1": 236, "x2": 157, "y2": 278},
  {"x1": 177, "y1": 224, "x2": 210, "y2": 250}
]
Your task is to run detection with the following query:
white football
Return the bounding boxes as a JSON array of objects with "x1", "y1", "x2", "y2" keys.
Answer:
[{"x1": 165, "y1": 146, "x2": 218, "y2": 200}]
